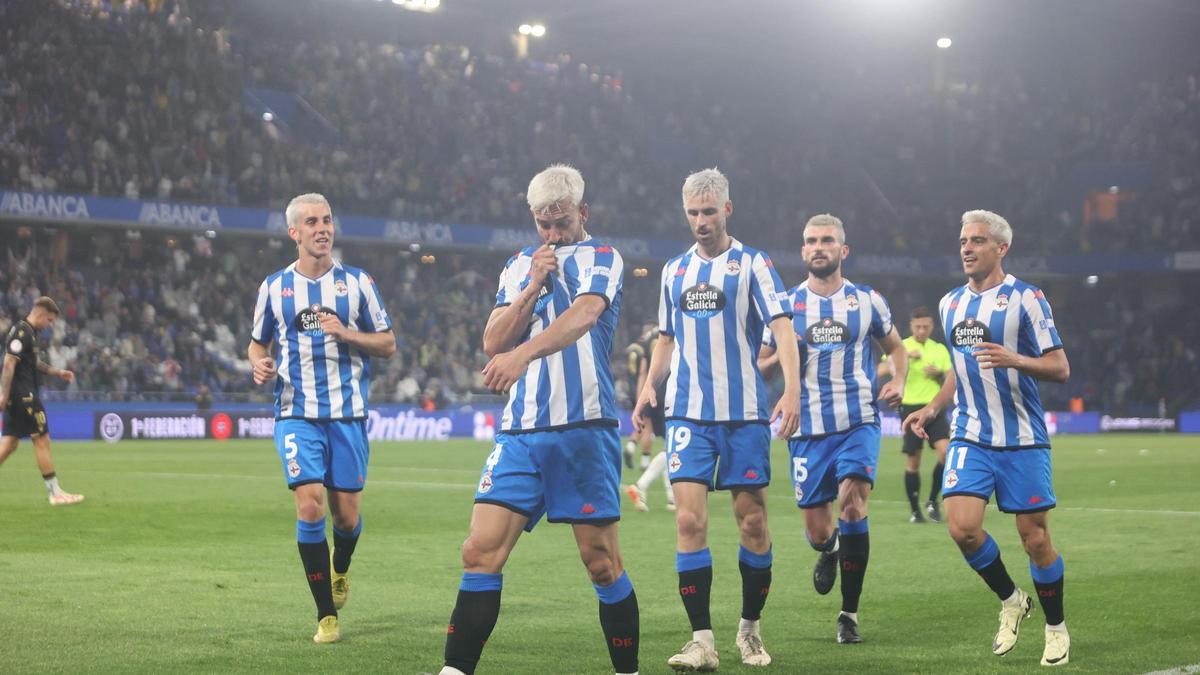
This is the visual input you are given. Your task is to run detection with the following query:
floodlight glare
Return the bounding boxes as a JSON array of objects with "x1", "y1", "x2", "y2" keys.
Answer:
[
  {"x1": 426, "y1": 0, "x2": 440, "y2": 7},
  {"x1": 936, "y1": 37, "x2": 952, "y2": 49},
  {"x1": 530, "y1": 24, "x2": 546, "y2": 37},
  {"x1": 262, "y1": 112, "x2": 274, "y2": 122},
  {"x1": 518, "y1": 24, "x2": 533, "y2": 35}
]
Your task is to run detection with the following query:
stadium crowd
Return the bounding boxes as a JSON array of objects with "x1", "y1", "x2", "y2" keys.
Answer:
[
  {"x1": 1, "y1": 0, "x2": 1197, "y2": 414},
  {"x1": 2, "y1": 0, "x2": 1198, "y2": 254}
]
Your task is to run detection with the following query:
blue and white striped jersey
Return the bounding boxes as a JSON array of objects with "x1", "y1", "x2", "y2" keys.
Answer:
[
  {"x1": 765, "y1": 280, "x2": 894, "y2": 437},
  {"x1": 939, "y1": 274, "x2": 1063, "y2": 449},
  {"x1": 659, "y1": 239, "x2": 791, "y2": 423},
  {"x1": 251, "y1": 260, "x2": 392, "y2": 421},
  {"x1": 494, "y1": 238, "x2": 623, "y2": 432}
]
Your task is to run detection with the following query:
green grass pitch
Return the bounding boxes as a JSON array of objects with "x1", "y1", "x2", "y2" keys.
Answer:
[{"x1": 1, "y1": 434, "x2": 1197, "y2": 673}]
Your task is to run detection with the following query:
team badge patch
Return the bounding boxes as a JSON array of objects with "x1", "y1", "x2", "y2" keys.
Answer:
[
  {"x1": 794, "y1": 485, "x2": 804, "y2": 501},
  {"x1": 334, "y1": 279, "x2": 349, "y2": 296},
  {"x1": 726, "y1": 259, "x2": 740, "y2": 275},
  {"x1": 944, "y1": 469, "x2": 959, "y2": 489},
  {"x1": 287, "y1": 459, "x2": 302, "y2": 478},
  {"x1": 668, "y1": 452, "x2": 682, "y2": 473},
  {"x1": 478, "y1": 471, "x2": 494, "y2": 494},
  {"x1": 845, "y1": 294, "x2": 859, "y2": 311},
  {"x1": 994, "y1": 294, "x2": 1008, "y2": 310}
]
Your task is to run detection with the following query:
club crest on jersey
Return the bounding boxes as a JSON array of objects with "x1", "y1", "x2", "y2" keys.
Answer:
[
  {"x1": 805, "y1": 317, "x2": 851, "y2": 351},
  {"x1": 726, "y1": 259, "x2": 741, "y2": 275},
  {"x1": 334, "y1": 279, "x2": 349, "y2": 297},
  {"x1": 951, "y1": 317, "x2": 992, "y2": 355},
  {"x1": 295, "y1": 304, "x2": 338, "y2": 337},
  {"x1": 681, "y1": 282, "x2": 726, "y2": 319},
  {"x1": 994, "y1": 294, "x2": 1008, "y2": 310},
  {"x1": 845, "y1": 294, "x2": 859, "y2": 311},
  {"x1": 944, "y1": 469, "x2": 959, "y2": 489},
  {"x1": 668, "y1": 452, "x2": 682, "y2": 473}
]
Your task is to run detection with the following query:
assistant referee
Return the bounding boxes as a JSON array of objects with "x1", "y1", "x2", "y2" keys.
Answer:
[{"x1": 878, "y1": 306, "x2": 951, "y2": 523}]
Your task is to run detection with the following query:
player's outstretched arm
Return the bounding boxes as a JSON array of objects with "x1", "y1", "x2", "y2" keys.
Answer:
[
  {"x1": 247, "y1": 340, "x2": 277, "y2": 385},
  {"x1": 973, "y1": 343, "x2": 1069, "y2": 383},
  {"x1": 767, "y1": 315, "x2": 801, "y2": 438},
  {"x1": 876, "y1": 327, "x2": 907, "y2": 408},
  {"x1": 482, "y1": 294, "x2": 607, "y2": 393}
]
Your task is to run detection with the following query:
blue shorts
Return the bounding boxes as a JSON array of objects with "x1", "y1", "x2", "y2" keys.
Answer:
[
  {"x1": 665, "y1": 420, "x2": 771, "y2": 491},
  {"x1": 942, "y1": 441, "x2": 1056, "y2": 513},
  {"x1": 787, "y1": 424, "x2": 880, "y2": 508},
  {"x1": 474, "y1": 425, "x2": 621, "y2": 531},
  {"x1": 274, "y1": 418, "x2": 369, "y2": 492}
]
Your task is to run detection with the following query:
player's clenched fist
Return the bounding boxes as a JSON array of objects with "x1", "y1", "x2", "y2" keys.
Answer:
[
  {"x1": 252, "y1": 356, "x2": 277, "y2": 385},
  {"x1": 529, "y1": 243, "x2": 558, "y2": 287}
]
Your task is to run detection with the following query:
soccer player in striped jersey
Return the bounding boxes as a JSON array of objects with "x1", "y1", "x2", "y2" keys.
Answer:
[
  {"x1": 248, "y1": 193, "x2": 396, "y2": 644},
  {"x1": 758, "y1": 214, "x2": 907, "y2": 645},
  {"x1": 902, "y1": 210, "x2": 1071, "y2": 667},
  {"x1": 440, "y1": 165, "x2": 639, "y2": 675},
  {"x1": 635, "y1": 168, "x2": 801, "y2": 670}
]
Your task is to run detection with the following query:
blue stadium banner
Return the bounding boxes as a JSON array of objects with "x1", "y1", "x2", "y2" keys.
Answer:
[{"x1": 5, "y1": 189, "x2": 1194, "y2": 272}]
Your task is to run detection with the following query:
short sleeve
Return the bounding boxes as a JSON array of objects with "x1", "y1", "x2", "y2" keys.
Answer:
[
  {"x1": 867, "y1": 289, "x2": 894, "y2": 339},
  {"x1": 578, "y1": 246, "x2": 622, "y2": 307},
  {"x1": 658, "y1": 261, "x2": 675, "y2": 337},
  {"x1": 748, "y1": 251, "x2": 791, "y2": 322},
  {"x1": 250, "y1": 279, "x2": 276, "y2": 345},
  {"x1": 1021, "y1": 287, "x2": 1063, "y2": 354},
  {"x1": 494, "y1": 253, "x2": 523, "y2": 308},
  {"x1": 357, "y1": 270, "x2": 392, "y2": 333}
]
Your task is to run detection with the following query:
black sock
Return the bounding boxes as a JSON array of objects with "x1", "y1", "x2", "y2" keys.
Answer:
[
  {"x1": 964, "y1": 535, "x2": 1017, "y2": 601},
  {"x1": 838, "y1": 519, "x2": 870, "y2": 614},
  {"x1": 445, "y1": 573, "x2": 503, "y2": 675},
  {"x1": 598, "y1": 586, "x2": 639, "y2": 674},
  {"x1": 738, "y1": 553, "x2": 772, "y2": 621},
  {"x1": 332, "y1": 517, "x2": 361, "y2": 574},
  {"x1": 1031, "y1": 556, "x2": 1065, "y2": 625},
  {"x1": 929, "y1": 463, "x2": 944, "y2": 502},
  {"x1": 678, "y1": 567, "x2": 713, "y2": 631},
  {"x1": 904, "y1": 471, "x2": 921, "y2": 512},
  {"x1": 298, "y1": 541, "x2": 337, "y2": 619}
]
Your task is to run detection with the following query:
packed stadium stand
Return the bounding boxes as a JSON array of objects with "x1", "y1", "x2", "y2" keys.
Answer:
[{"x1": 1, "y1": 0, "x2": 1197, "y2": 414}]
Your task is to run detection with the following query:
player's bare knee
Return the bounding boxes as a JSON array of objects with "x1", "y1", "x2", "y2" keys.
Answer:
[
  {"x1": 948, "y1": 525, "x2": 981, "y2": 550},
  {"x1": 583, "y1": 556, "x2": 618, "y2": 586},
  {"x1": 840, "y1": 502, "x2": 867, "y2": 523},
  {"x1": 460, "y1": 535, "x2": 498, "y2": 571},
  {"x1": 675, "y1": 509, "x2": 707, "y2": 540},
  {"x1": 1018, "y1": 525, "x2": 1051, "y2": 557},
  {"x1": 295, "y1": 498, "x2": 324, "y2": 522},
  {"x1": 737, "y1": 509, "x2": 767, "y2": 541}
]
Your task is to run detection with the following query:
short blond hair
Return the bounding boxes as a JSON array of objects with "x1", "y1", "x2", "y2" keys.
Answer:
[
  {"x1": 682, "y1": 168, "x2": 730, "y2": 206},
  {"x1": 962, "y1": 209, "x2": 1012, "y2": 246},
  {"x1": 527, "y1": 164, "x2": 585, "y2": 213}
]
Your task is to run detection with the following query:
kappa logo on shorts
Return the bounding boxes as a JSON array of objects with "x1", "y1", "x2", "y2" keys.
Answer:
[
  {"x1": 1028, "y1": 495, "x2": 1043, "y2": 505},
  {"x1": 580, "y1": 503, "x2": 597, "y2": 515},
  {"x1": 477, "y1": 471, "x2": 494, "y2": 494},
  {"x1": 944, "y1": 469, "x2": 959, "y2": 489},
  {"x1": 287, "y1": 458, "x2": 302, "y2": 478},
  {"x1": 744, "y1": 469, "x2": 759, "y2": 480},
  {"x1": 668, "y1": 452, "x2": 682, "y2": 473}
]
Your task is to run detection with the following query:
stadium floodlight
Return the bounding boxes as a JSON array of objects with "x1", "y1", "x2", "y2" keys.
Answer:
[
  {"x1": 262, "y1": 112, "x2": 274, "y2": 122},
  {"x1": 530, "y1": 24, "x2": 546, "y2": 37},
  {"x1": 936, "y1": 37, "x2": 952, "y2": 49},
  {"x1": 519, "y1": 23, "x2": 533, "y2": 35},
  {"x1": 1086, "y1": 275, "x2": 1099, "y2": 286}
]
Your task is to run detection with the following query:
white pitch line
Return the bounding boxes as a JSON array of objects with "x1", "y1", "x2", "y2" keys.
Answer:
[
  {"x1": 78, "y1": 470, "x2": 475, "y2": 491},
  {"x1": 76, "y1": 470, "x2": 1200, "y2": 515},
  {"x1": 1141, "y1": 664, "x2": 1200, "y2": 675}
]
